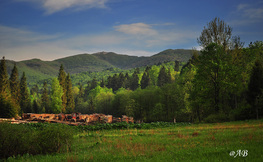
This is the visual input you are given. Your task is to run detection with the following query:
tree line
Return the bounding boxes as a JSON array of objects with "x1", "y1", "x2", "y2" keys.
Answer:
[
  {"x1": 1, "y1": 17, "x2": 263, "y2": 122},
  {"x1": 0, "y1": 56, "x2": 177, "y2": 120},
  {"x1": 0, "y1": 63, "x2": 75, "y2": 117}
]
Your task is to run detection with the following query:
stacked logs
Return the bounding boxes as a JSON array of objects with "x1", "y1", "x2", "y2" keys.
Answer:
[{"x1": 20, "y1": 113, "x2": 134, "y2": 125}]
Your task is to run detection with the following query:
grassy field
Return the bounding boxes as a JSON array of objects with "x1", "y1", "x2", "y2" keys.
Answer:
[{"x1": 6, "y1": 120, "x2": 263, "y2": 162}]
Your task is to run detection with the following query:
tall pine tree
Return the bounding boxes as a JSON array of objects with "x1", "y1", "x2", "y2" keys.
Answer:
[
  {"x1": 118, "y1": 72, "x2": 125, "y2": 89},
  {"x1": 111, "y1": 74, "x2": 119, "y2": 91},
  {"x1": 66, "y1": 73, "x2": 75, "y2": 113},
  {"x1": 124, "y1": 73, "x2": 130, "y2": 89},
  {"x1": 0, "y1": 57, "x2": 17, "y2": 118},
  {"x1": 58, "y1": 64, "x2": 67, "y2": 112},
  {"x1": 141, "y1": 71, "x2": 150, "y2": 89},
  {"x1": 20, "y1": 72, "x2": 31, "y2": 113},
  {"x1": 41, "y1": 81, "x2": 50, "y2": 113},
  {"x1": 9, "y1": 63, "x2": 21, "y2": 114},
  {"x1": 0, "y1": 57, "x2": 10, "y2": 94},
  {"x1": 158, "y1": 66, "x2": 169, "y2": 87},
  {"x1": 130, "y1": 71, "x2": 139, "y2": 91}
]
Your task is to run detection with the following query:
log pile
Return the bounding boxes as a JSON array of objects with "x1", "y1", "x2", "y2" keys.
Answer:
[{"x1": 0, "y1": 113, "x2": 134, "y2": 126}]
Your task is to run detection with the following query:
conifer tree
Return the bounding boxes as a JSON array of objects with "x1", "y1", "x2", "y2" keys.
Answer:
[
  {"x1": 66, "y1": 73, "x2": 75, "y2": 113},
  {"x1": 0, "y1": 94, "x2": 17, "y2": 118},
  {"x1": 0, "y1": 57, "x2": 17, "y2": 118},
  {"x1": 106, "y1": 76, "x2": 112, "y2": 89},
  {"x1": 0, "y1": 57, "x2": 10, "y2": 94},
  {"x1": 58, "y1": 64, "x2": 67, "y2": 112},
  {"x1": 41, "y1": 81, "x2": 50, "y2": 113},
  {"x1": 32, "y1": 99, "x2": 40, "y2": 113},
  {"x1": 118, "y1": 72, "x2": 125, "y2": 89},
  {"x1": 158, "y1": 66, "x2": 169, "y2": 87},
  {"x1": 20, "y1": 72, "x2": 31, "y2": 113},
  {"x1": 130, "y1": 71, "x2": 139, "y2": 91},
  {"x1": 111, "y1": 74, "x2": 119, "y2": 91},
  {"x1": 9, "y1": 63, "x2": 21, "y2": 114},
  {"x1": 141, "y1": 71, "x2": 150, "y2": 89},
  {"x1": 124, "y1": 72, "x2": 130, "y2": 89},
  {"x1": 145, "y1": 66, "x2": 151, "y2": 73}
]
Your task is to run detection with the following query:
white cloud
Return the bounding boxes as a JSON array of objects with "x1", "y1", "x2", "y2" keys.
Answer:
[
  {"x1": 237, "y1": 4, "x2": 249, "y2": 11},
  {"x1": 114, "y1": 22, "x2": 198, "y2": 48},
  {"x1": 231, "y1": 2, "x2": 263, "y2": 25},
  {"x1": 0, "y1": 25, "x2": 60, "y2": 48},
  {"x1": 108, "y1": 49, "x2": 156, "y2": 57},
  {"x1": 114, "y1": 23, "x2": 158, "y2": 36},
  {"x1": 239, "y1": 4, "x2": 263, "y2": 19},
  {"x1": 17, "y1": 0, "x2": 109, "y2": 14}
]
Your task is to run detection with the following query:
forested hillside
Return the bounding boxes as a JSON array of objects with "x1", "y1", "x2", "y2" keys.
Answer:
[
  {"x1": 1, "y1": 17, "x2": 262, "y2": 123},
  {"x1": 5, "y1": 49, "x2": 193, "y2": 86}
]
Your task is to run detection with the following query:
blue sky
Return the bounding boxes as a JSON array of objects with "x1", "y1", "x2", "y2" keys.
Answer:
[{"x1": 0, "y1": 0, "x2": 263, "y2": 61}]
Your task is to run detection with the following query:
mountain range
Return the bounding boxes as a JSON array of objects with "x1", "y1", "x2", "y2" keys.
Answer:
[{"x1": 5, "y1": 49, "x2": 193, "y2": 84}]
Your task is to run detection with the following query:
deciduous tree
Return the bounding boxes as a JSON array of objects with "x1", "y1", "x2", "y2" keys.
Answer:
[
  {"x1": 197, "y1": 17, "x2": 232, "y2": 49},
  {"x1": 51, "y1": 78, "x2": 63, "y2": 113},
  {"x1": 247, "y1": 59, "x2": 263, "y2": 119},
  {"x1": 191, "y1": 43, "x2": 232, "y2": 118}
]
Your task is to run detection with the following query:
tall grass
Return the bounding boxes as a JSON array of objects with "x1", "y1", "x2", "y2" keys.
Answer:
[{"x1": 5, "y1": 120, "x2": 263, "y2": 161}]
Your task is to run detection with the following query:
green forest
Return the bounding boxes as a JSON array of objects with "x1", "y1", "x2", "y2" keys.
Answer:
[{"x1": 1, "y1": 17, "x2": 263, "y2": 123}]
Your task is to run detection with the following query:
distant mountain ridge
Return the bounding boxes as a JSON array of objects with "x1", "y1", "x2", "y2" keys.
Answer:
[{"x1": 5, "y1": 49, "x2": 193, "y2": 84}]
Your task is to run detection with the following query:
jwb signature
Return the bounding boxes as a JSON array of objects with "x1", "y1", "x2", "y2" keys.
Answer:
[{"x1": 229, "y1": 150, "x2": 248, "y2": 158}]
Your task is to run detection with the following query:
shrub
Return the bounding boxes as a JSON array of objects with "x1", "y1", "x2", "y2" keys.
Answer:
[
  {"x1": 0, "y1": 123, "x2": 31, "y2": 158},
  {"x1": 37, "y1": 124, "x2": 73, "y2": 154},
  {"x1": 0, "y1": 123, "x2": 74, "y2": 159},
  {"x1": 204, "y1": 113, "x2": 229, "y2": 123}
]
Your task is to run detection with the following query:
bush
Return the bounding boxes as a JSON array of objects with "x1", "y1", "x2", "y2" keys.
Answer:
[
  {"x1": 0, "y1": 123, "x2": 74, "y2": 159},
  {"x1": 204, "y1": 113, "x2": 229, "y2": 123},
  {"x1": 37, "y1": 124, "x2": 73, "y2": 154},
  {"x1": 0, "y1": 122, "x2": 31, "y2": 158},
  {"x1": 229, "y1": 103, "x2": 253, "y2": 121}
]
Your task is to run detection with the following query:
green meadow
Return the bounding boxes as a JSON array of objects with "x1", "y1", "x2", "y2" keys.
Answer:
[{"x1": 5, "y1": 120, "x2": 263, "y2": 162}]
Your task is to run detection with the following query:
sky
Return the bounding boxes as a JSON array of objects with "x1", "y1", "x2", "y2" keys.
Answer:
[{"x1": 0, "y1": 0, "x2": 263, "y2": 61}]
